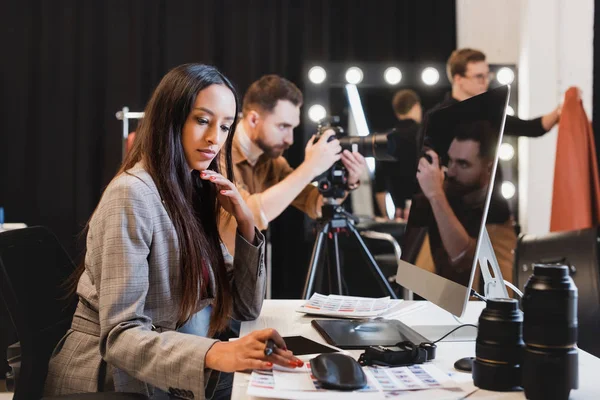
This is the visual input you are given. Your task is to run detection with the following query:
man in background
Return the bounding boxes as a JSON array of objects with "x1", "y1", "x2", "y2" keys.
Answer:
[
  {"x1": 428, "y1": 48, "x2": 560, "y2": 136},
  {"x1": 219, "y1": 75, "x2": 366, "y2": 254},
  {"x1": 375, "y1": 89, "x2": 422, "y2": 220}
]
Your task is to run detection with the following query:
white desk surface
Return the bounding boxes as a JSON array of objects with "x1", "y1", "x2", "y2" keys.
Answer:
[
  {"x1": 232, "y1": 300, "x2": 600, "y2": 400},
  {"x1": 0, "y1": 223, "x2": 27, "y2": 232}
]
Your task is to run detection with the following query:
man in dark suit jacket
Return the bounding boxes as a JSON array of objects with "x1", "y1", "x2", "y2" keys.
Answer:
[{"x1": 426, "y1": 48, "x2": 560, "y2": 137}]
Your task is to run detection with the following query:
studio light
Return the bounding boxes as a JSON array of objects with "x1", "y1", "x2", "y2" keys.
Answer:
[
  {"x1": 499, "y1": 143, "x2": 515, "y2": 161},
  {"x1": 345, "y1": 67, "x2": 364, "y2": 84},
  {"x1": 308, "y1": 66, "x2": 326, "y2": 84},
  {"x1": 421, "y1": 67, "x2": 440, "y2": 85},
  {"x1": 308, "y1": 104, "x2": 326, "y2": 123},
  {"x1": 497, "y1": 67, "x2": 515, "y2": 85},
  {"x1": 384, "y1": 67, "x2": 402, "y2": 85},
  {"x1": 501, "y1": 181, "x2": 516, "y2": 199},
  {"x1": 506, "y1": 105, "x2": 515, "y2": 116},
  {"x1": 345, "y1": 84, "x2": 370, "y2": 137}
]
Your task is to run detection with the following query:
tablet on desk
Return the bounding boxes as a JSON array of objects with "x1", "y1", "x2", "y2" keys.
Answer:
[
  {"x1": 282, "y1": 335, "x2": 339, "y2": 355},
  {"x1": 311, "y1": 319, "x2": 430, "y2": 349}
]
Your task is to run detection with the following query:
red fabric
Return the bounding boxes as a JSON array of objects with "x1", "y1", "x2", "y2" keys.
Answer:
[
  {"x1": 550, "y1": 87, "x2": 600, "y2": 232},
  {"x1": 126, "y1": 132, "x2": 136, "y2": 153}
]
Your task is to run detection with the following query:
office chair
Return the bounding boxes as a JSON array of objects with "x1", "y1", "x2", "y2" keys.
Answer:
[
  {"x1": 514, "y1": 227, "x2": 600, "y2": 357},
  {"x1": 339, "y1": 220, "x2": 408, "y2": 298},
  {"x1": 0, "y1": 226, "x2": 147, "y2": 399}
]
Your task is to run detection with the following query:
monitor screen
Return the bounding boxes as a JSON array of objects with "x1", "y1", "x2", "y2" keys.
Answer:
[{"x1": 396, "y1": 85, "x2": 512, "y2": 317}]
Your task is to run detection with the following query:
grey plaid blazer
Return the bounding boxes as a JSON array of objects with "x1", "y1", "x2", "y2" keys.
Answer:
[{"x1": 44, "y1": 163, "x2": 266, "y2": 399}]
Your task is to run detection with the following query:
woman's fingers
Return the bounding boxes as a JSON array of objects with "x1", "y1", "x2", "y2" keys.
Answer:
[
  {"x1": 247, "y1": 348, "x2": 302, "y2": 368},
  {"x1": 244, "y1": 358, "x2": 273, "y2": 370},
  {"x1": 255, "y1": 328, "x2": 287, "y2": 350},
  {"x1": 273, "y1": 347, "x2": 295, "y2": 358},
  {"x1": 200, "y1": 172, "x2": 242, "y2": 200},
  {"x1": 268, "y1": 353, "x2": 304, "y2": 368},
  {"x1": 202, "y1": 174, "x2": 234, "y2": 188}
]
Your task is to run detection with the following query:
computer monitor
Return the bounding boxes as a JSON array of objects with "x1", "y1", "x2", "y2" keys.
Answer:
[{"x1": 396, "y1": 85, "x2": 511, "y2": 317}]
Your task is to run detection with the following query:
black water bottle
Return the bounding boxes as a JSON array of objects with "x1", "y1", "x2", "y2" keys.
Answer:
[{"x1": 522, "y1": 264, "x2": 578, "y2": 400}]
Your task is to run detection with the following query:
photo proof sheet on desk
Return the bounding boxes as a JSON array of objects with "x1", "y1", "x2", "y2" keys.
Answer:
[{"x1": 247, "y1": 361, "x2": 477, "y2": 399}]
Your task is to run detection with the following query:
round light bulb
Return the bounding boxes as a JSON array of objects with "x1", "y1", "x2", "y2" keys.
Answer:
[
  {"x1": 501, "y1": 181, "x2": 516, "y2": 199},
  {"x1": 345, "y1": 67, "x2": 364, "y2": 84},
  {"x1": 421, "y1": 67, "x2": 440, "y2": 85},
  {"x1": 384, "y1": 67, "x2": 402, "y2": 85},
  {"x1": 308, "y1": 104, "x2": 327, "y2": 123},
  {"x1": 308, "y1": 66, "x2": 326, "y2": 84},
  {"x1": 499, "y1": 143, "x2": 515, "y2": 161},
  {"x1": 497, "y1": 67, "x2": 515, "y2": 85}
]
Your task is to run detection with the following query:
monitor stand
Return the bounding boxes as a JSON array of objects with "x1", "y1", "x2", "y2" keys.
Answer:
[
  {"x1": 405, "y1": 228, "x2": 508, "y2": 342},
  {"x1": 370, "y1": 230, "x2": 509, "y2": 370},
  {"x1": 477, "y1": 228, "x2": 509, "y2": 299},
  {"x1": 451, "y1": 228, "x2": 509, "y2": 372}
]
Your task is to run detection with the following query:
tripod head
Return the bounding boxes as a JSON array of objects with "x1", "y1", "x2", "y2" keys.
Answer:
[{"x1": 319, "y1": 203, "x2": 360, "y2": 226}]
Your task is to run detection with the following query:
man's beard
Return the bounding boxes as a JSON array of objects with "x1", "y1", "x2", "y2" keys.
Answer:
[
  {"x1": 445, "y1": 177, "x2": 482, "y2": 198},
  {"x1": 256, "y1": 138, "x2": 289, "y2": 159}
]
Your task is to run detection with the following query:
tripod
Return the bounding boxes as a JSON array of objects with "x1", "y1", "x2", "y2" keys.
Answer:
[{"x1": 302, "y1": 202, "x2": 399, "y2": 300}]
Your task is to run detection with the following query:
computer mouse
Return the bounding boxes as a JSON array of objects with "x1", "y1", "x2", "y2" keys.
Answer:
[
  {"x1": 310, "y1": 353, "x2": 367, "y2": 390},
  {"x1": 454, "y1": 356, "x2": 475, "y2": 372}
]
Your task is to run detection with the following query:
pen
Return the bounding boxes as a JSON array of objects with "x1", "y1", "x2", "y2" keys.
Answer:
[{"x1": 264, "y1": 339, "x2": 277, "y2": 357}]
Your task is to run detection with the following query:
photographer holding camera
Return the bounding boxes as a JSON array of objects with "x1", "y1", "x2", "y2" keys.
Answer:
[
  {"x1": 219, "y1": 75, "x2": 366, "y2": 254},
  {"x1": 410, "y1": 121, "x2": 515, "y2": 288}
]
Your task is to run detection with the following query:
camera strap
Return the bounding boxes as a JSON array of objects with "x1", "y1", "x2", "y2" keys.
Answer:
[{"x1": 358, "y1": 341, "x2": 436, "y2": 367}]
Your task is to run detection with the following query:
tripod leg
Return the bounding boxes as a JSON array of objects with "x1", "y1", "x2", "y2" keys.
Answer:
[
  {"x1": 347, "y1": 223, "x2": 398, "y2": 299},
  {"x1": 325, "y1": 230, "x2": 342, "y2": 295},
  {"x1": 330, "y1": 231, "x2": 343, "y2": 295},
  {"x1": 302, "y1": 224, "x2": 330, "y2": 299}
]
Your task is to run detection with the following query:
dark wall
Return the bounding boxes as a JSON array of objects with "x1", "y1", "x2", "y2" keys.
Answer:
[{"x1": 0, "y1": 0, "x2": 456, "y2": 298}]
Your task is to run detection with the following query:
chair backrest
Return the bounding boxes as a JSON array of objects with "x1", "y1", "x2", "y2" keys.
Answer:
[
  {"x1": 514, "y1": 227, "x2": 600, "y2": 357},
  {"x1": 0, "y1": 226, "x2": 78, "y2": 399}
]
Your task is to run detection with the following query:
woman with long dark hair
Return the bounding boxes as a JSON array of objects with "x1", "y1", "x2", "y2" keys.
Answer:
[{"x1": 44, "y1": 64, "x2": 301, "y2": 399}]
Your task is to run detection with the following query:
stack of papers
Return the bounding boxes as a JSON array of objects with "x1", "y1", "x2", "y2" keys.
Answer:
[
  {"x1": 247, "y1": 363, "x2": 472, "y2": 400},
  {"x1": 296, "y1": 293, "x2": 398, "y2": 318}
]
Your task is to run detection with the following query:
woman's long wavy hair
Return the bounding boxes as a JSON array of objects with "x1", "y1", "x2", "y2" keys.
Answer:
[{"x1": 74, "y1": 64, "x2": 239, "y2": 336}]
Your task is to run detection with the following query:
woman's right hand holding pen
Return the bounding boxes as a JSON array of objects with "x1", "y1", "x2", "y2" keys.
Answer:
[{"x1": 205, "y1": 328, "x2": 304, "y2": 372}]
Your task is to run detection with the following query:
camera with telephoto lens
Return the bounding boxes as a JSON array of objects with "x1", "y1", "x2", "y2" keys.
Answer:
[{"x1": 313, "y1": 117, "x2": 399, "y2": 199}]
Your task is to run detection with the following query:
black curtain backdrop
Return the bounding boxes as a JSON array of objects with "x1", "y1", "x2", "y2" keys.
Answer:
[{"x1": 0, "y1": 0, "x2": 456, "y2": 298}]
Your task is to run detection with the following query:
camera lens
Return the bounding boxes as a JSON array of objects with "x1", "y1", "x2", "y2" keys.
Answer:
[
  {"x1": 472, "y1": 298, "x2": 523, "y2": 391},
  {"x1": 522, "y1": 264, "x2": 578, "y2": 400},
  {"x1": 338, "y1": 134, "x2": 395, "y2": 161}
]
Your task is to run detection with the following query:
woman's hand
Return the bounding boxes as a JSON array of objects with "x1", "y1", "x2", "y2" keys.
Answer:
[
  {"x1": 205, "y1": 328, "x2": 303, "y2": 372},
  {"x1": 200, "y1": 170, "x2": 255, "y2": 242}
]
